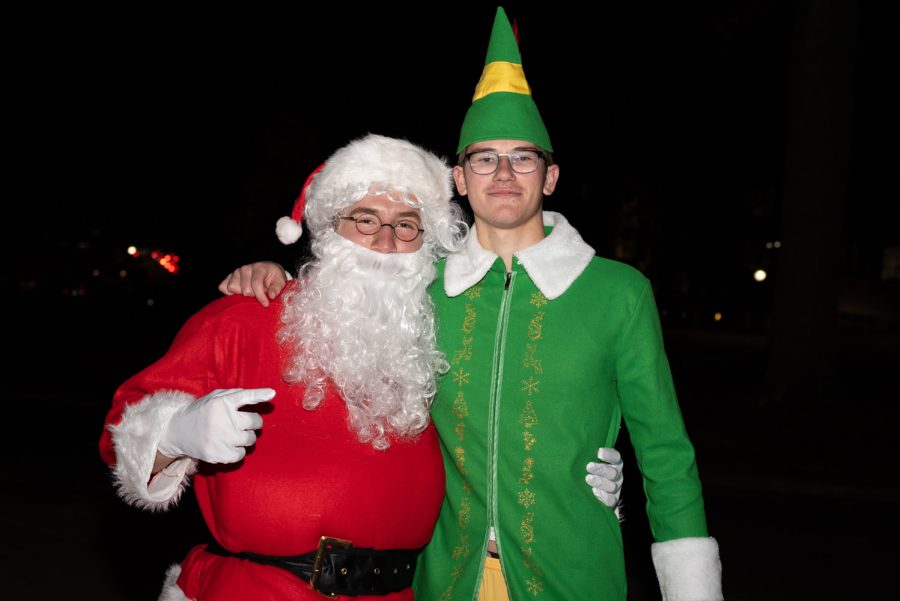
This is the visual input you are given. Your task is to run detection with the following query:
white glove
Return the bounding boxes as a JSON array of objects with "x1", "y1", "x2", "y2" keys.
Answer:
[
  {"x1": 158, "y1": 388, "x2": 274, "y2": 464},
  {"x1": 585, "y1": 447, "x2": 624, "y2": 508}
]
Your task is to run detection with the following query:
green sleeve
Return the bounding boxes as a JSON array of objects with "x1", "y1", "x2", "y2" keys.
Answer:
[{"x1": 615, "y1": 282, "x2": 709, "y2": 541}]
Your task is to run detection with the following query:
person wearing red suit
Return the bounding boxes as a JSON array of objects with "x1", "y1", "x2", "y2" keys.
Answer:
[{"x1": 99, "y1": 134, "x2": 469, "y2": 600}]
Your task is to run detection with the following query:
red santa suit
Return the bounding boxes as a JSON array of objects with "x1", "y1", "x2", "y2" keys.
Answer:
[{"x1": 99, "y1": 290, "x2": 446, "y2": 600}]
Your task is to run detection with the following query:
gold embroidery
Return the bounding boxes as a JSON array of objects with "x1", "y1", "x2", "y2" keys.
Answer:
[
  {"x1": 452, "y1": 336, "x2": 473, "y2": 364},
  {"x1": 526, "y1": 577, "x2": 544, "y2": 596},
  {"x1": 452, "y1": 367, "x2": 471, "y2": 387},
  {"x1": 527, "y1": 312, "x2": 544, "y2": 341},
  {"x1": 459, "y1": 496, "x2": 471, "y2": 529},
  {"x1": 520, "y1": 511, "x2": 535, "y2": 544},
  {"x1": 521, "y1": 376, "x2": 540, "y2": 397},
  {"x1": 524, "y1": 430, "x2": 536, "y2": 451},
  {"x1": 530, "y1": 291, "x2": 548, "y2": 308},
  {"x1": 452, "y1": 390, "x2": 469, "y2": 419},
  {"x1": 444, "y1": 285, "x2": 479, "y2": 594},
  {"x1": 523, "y1": 343, "x2": 543, "y2": 375},
  {"x1": 520, "y1": 399, "x2": 539, "y2": 429},
  {"x1": 517, "y1": 488, "x2": 536, "y2": 508},
  {"x1": 517, "y1": 300, "x2": 547, "y2": 596},
  {"x1": 454, "y1": 447, "x2": 466, "y2": 476},
  {"x1": 451, "y1": 532, "x2": 471, "y2": 560},
  {"x1": 519, "y1": 457, "x2": 534, "y2": 485},
  {"x1": 462, "y1": 304, "x2": 477, "y2": 333}
]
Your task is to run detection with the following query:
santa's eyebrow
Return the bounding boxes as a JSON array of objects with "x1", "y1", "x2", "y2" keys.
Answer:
[{"x1": 349, "y1": 207, "x2": 422, "y2": 222}]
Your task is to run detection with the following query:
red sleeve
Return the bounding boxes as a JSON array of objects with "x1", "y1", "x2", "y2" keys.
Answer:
[{"x1": 98, "y1": 297, "x2": 241, "y2": 466}]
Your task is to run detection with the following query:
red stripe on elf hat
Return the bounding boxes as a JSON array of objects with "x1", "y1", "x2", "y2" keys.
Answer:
[{"x1": 275, "y1": 162, "x2": 326, "y2": 245}]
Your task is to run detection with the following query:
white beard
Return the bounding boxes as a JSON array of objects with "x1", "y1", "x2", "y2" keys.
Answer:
[{"x1": 279, "y1": 232, "x2": 446, "y2": 450}]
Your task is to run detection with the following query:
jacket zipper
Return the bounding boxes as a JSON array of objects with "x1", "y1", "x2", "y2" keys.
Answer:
[{"x1": 481, "y1": 270, "x2": 514, "y2": 598}]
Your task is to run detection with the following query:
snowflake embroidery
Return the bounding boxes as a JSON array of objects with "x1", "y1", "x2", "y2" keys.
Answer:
[
  {"x1": 518, "y1": 488, "x2": 536, "y2": 508},
  {"x1": 453, "y1": 368, "x2": 471, "y2": 387},
  {"x1": 526, "y1": 577, "x2": 544, "y2": 596},
  {"x1": 521, "y1": 376, "x2": 540, "y2": 396}
]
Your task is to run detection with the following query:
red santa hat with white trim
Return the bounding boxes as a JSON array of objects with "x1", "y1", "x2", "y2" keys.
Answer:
[{"x1": 275, "y1": 134, "x2": 453, "y2": 244}]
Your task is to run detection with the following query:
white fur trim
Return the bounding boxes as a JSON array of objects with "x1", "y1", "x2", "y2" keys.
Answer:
[
  {"x1": 158, "y1": 564, "x2": 191, "y2": 601},
  {"x1": 304, "y1": 134, "x2": 453, "y2": 237},
  {"x1": 276, "y1": 215, "x2": 303, "y2": 245},
  {"x1": 443, "y1": 211, "x2": 595, "y2": 299},
  {"x1": 443, "y1": 224, "x2": 499, "y2": 297},
  {"x1": 108, "y1": 390, "x2": 198, "y2": 511},
  {"x1": 516, "y1": 212, "x2": 595, "y2": 299},
  {"x1": 651, "y1": 536, "x2": 723, "y2": 601}
]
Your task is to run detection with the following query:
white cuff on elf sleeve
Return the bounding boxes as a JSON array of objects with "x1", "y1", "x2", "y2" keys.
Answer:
[
  {"x1": 651, "y1": 536, "x2": 723, "y2": 601},
  {"x1": 108, "y1": 390, "x2": 199, "y2": 511}
]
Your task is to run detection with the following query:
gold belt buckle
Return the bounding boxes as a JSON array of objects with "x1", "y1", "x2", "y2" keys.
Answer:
[{"x1": 309, "y1": 536, "x2": 352, "y2": 598}]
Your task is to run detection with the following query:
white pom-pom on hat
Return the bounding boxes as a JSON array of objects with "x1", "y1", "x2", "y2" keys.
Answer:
[
  {"x1": 275, "y1": 216, "x2": 303, "y2": 244},
  {"x1": 275, "y1": 163, "x2": 325, "y2": 245}
]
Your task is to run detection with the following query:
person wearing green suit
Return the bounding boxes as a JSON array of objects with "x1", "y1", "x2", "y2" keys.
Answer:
[{"x1": 413, "y1": 9, "x2": 722, "y2": 601}]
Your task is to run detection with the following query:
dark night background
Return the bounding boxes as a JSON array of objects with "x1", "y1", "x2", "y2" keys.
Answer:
[{"x1": 4, "y1": 2, "x2": 899, "y2": 599}]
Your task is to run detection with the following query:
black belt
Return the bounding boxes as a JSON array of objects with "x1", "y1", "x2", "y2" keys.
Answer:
[{"x1": 205, "y1": 536, "x2": 421, "y2": 598}]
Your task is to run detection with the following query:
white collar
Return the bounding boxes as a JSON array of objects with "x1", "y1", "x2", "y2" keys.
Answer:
[{"x1": 443, "y1": 211, "x2": 595, "y2": 300}]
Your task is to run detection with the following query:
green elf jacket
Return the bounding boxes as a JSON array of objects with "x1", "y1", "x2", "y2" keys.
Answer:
[{"x1": 414, "y1": 211, "x2": 713, "y2": 601}]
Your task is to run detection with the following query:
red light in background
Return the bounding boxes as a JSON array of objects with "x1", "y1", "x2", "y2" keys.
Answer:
[{"x1": 158, "y1": 253, "x2": 180, "y2": 274}]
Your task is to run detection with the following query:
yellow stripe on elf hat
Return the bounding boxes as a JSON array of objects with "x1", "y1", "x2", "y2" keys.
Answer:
[{"x1": 457, "y1": 7, "x2": 552, "y2": 154}]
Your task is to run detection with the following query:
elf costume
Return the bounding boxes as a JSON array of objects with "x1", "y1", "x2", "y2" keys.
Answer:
[{"x1": 414, "y1": 8, "x2": 722, "y2": 601}]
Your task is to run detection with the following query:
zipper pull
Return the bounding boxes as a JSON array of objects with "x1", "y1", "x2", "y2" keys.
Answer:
[{"x1": 505, "y1": 272, "x2": 512, "y2": 290}]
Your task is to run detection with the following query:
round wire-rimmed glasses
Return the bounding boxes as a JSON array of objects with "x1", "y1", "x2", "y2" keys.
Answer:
[{"x1": 339, "y1": 214, "x2": 424, "y2": 242}]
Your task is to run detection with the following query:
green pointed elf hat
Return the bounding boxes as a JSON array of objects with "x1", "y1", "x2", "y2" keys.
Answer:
[{"x1": 457, "y1": 7, "x2": 552, "y2": 154}]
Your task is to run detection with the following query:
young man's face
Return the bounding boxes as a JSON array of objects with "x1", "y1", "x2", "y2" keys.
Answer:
[
  {"x1": 335, "y1": 194, "x2": 425, "y2": 253},
  {"x1": 453, "y1": 139, "x2": 559, "y2": 233}
]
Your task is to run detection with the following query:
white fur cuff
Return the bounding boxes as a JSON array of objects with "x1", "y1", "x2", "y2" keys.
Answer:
[
  {"x1": 651, "y1": 536, "x2": 723, "y2": 601},
  {"x1": 158, "y1": 564, "x2": 190, "y2": 601},
  {"x1": 108, "y1": 390, "x2": 198, "y2": 511}
]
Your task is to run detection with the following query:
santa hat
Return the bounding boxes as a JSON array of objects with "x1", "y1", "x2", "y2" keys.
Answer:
[
  {"x1": 275, "y1": 134, "x2": 453, "y2": 244},
  {"x1": 457, "y1": 7, "x2": 552, "y2": 154},
  {"x1": 275, "y1": 163, "x2": 324, "y2": 244}
]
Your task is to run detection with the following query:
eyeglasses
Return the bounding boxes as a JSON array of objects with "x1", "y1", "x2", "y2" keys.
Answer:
[
  {"x1": 464, "y1": 149, "x2": 547, "y2": 175},
  {"x1": 339, "y1": 214, "x2": 425, "y2": 242}
]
